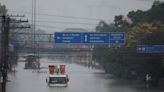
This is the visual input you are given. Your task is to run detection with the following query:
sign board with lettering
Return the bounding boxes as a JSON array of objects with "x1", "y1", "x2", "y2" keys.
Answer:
[
  {"x1": 136, "y1": 45, "x2": 164, "y2": 53},
  {"x1": 54, "y1": 32, "x2": 81, "y2": 43},
  {"x1": 82, "y1": 32, "x2": 109, "y2": 44},
  {"x1": 54, "y1": 32, "x2": 125, "y2": 45},
  {"x1": 109, "y1": 32, "x2": 125, "y2": 45}
]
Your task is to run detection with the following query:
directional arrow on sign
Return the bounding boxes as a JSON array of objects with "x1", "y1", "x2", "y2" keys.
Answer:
[
  {"x1": 57, "y1": 37, "x2": 61, "y2": 39},
  {"x1": 138, "y1": 48, "x2": 142, "y2": 51},
  {"x1": 84, "y1": 35, "x2": 88, "y2": 42},
  {"x1": 116, "y1": 40, "x2": 119, "y2": 43}
]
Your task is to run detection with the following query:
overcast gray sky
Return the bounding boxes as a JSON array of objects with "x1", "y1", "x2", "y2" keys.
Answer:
[{"x1": 0, "y1": 0, "x2": 159, "y2": 33}]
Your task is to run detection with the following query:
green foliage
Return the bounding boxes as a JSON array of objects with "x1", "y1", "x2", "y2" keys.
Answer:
[
  {"x1": 92, "y1": 1, "x2": 164, "y2": 80},
  {"x1": 114, "y1": 15, "x2": 123, "y2": 27},
  {"x1": 127, "y1": 1, "x2": 164, "y2": 24},
  {"x1": 96, "y1": 21, "x2": 116, "y2": 32},
  {"x1": 127, "y1": 10, "x2": 146, "y2": 24},
  {"x1": 149, "y1": 2, "x2": 164, "y2": 23}
]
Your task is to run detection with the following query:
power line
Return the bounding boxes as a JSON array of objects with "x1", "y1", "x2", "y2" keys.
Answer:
[
  {"x1": 7, "y1": 11, "x2": 103, "y2": 25},
  {"x1": 8, "y1": 10, "x2": 113, "y2": 21},
  {"x1": 35, "y1": 24, "x2": 95, "y2": 30},
  {"x1": 34, "y1": 20, "x2": 98, "y2": 25}
]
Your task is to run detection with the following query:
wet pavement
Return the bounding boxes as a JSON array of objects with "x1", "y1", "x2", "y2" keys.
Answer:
[{"x1": 7, "y1": 58, "x2": 164, "y2": 92}]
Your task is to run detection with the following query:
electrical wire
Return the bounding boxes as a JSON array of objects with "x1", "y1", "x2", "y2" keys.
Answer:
[
  {"x1": 8, "y1": 10, "x2": 113, "y2": 21},
  {"x1": 35, "y1": 24, "x2": 95, "y2": 30},
  {"x1": 33, "y1": 20, "x2": 98, "y2": 25}
]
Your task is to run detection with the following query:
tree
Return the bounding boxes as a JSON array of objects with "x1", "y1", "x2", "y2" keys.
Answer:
[
  {"x1": 114, "y1": 15, "x2": 123, "y2": 27},
  {"x1": 0, "y1": 3, "x2": 7, "y2": 15},
  {"x1": 127, "y1": 10, "x2": 146, "y2": 24},
  {"x1": 92, "y1": 2, "x2": 164, "y2": 81}
]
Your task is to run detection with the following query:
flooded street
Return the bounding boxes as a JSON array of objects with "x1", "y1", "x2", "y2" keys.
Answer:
[{"x1": 6, "y1": 58, "x2": 164, "y2": 92}]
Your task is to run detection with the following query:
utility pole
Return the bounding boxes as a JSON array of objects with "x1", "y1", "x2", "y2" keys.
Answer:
[
  {"x1": 1, "y1": 15, "x2": 10, "y2": 92},
  {"x1": 0, "y1": 14, "x2": 29, "y2": 92}
]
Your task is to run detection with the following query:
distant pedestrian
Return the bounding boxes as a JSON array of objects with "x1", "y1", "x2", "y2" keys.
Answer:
[{"x1": 145, "y1": 74, "x2": 151, "y2": 88}]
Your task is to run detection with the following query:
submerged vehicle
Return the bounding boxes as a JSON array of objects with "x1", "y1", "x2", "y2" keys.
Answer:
[
  {"x1": 46, "y1": 65, "x2": 69, "y2": 87},
  {"x1": 24, "y1": 54, "x2": 40, "y2": 69}
]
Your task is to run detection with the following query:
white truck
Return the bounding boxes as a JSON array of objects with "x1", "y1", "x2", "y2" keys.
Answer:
[{"x1": 46, "y1": 65, "x2": 69, "y2": 87}]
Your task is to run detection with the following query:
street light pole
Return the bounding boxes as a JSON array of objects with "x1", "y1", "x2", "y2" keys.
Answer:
[
  {"x1": 32, "y1": 0, "x2": 40, "y2": 68},
  {"x1": 32, "y1": 0, "x2": 36, "y2": 55}
]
